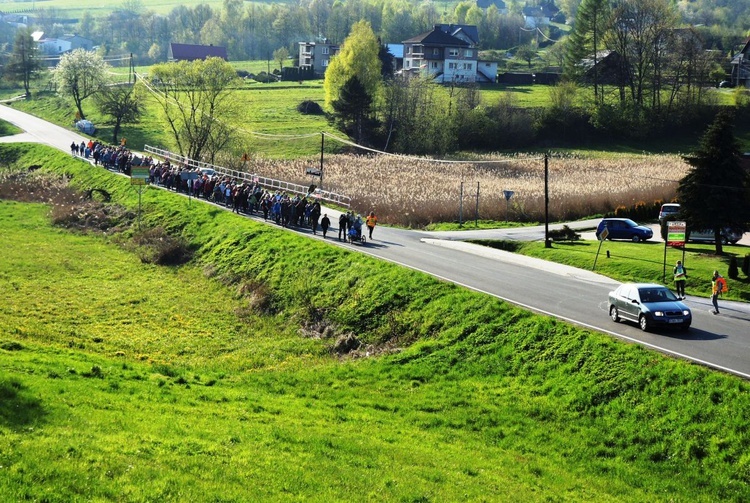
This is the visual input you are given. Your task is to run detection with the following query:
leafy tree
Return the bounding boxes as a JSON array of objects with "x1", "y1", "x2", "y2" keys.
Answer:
[
  {"x1": 563, "y1": 0, "x2": 610, "y2": 104},
  {"x1": 149, "y1": 57, "x2": 239, "y2": 162},
  {"x1": 52, "y1": 49, "x2": 110, "y2": 120},
  {"x1": 273, "y1": 47, "x2": 289, "y2": 73},
  {"x1": 515, "y1": 45, "x2": 537, "y2": 69},
  {"x1": 378, "y1": 44, "x2": 395, "y2": 79},
  {"x1": 324, "y1": 20, "x2": 381, "y2": 112},
  {"x1": 94, "y1": 84, "x2": 143, "y2": 145},
  {"x1": 677, "y1": 110, "x2": 750, "y2": 255},
  {"x1": 331, "y1": 76, "x2": 374, "y2": 144},
  {"x1": 5, "y1": 29, "x2": 43, "y2": 97}
]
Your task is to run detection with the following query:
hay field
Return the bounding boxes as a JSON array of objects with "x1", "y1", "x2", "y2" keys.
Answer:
[{"x1": 249, "y1": 152, "x2": 689, "y2": 227}]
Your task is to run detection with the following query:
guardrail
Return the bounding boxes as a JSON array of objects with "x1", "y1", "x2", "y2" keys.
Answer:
[{"x1": 144, "y1": 145, "x2": 351, "y2": 208}]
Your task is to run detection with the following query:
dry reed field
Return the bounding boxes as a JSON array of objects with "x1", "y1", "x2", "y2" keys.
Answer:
[{"x1": 249, "y1": 153, "x2": 690, "y2": 227}]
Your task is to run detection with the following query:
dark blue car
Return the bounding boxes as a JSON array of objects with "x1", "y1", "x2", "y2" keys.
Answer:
[{"x1": 596, "y1": 218, "x2": 653, "y2": 242}]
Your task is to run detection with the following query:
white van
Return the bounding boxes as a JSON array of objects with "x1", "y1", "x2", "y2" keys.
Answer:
[{"x1": 658, "y1": 203, "x2": 680, "y2": 224}]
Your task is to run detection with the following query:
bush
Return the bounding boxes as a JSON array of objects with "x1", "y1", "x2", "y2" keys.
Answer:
[
  {"x1": 548, "y1": 225, "x2": 580, "y2": 241},
  {"x1": 130, "y1": 226, "x2": 193, "y2": 265},
  {"x1": 728, "y1": 256, "x2": 739, "y2": 279},
  {"x1": 297, "y1": 100, "x2": 324, "y2": 115}
]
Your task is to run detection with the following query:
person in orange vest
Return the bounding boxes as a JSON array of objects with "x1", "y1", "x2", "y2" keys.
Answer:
[
  {"x1": 365, "y1": 211, "x2": 378, "y2": 239},
  {"x1": 711, "y1": 270, "x2": 727, "y2": 315}
]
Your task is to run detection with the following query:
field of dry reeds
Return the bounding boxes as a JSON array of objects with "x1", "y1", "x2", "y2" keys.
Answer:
[{"x1": 248, "y1": 152, "x2": 689, "y2": 227}]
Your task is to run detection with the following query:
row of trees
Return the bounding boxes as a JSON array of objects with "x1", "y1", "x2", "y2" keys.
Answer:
[
  {"x1": 18, "y1": 0, "x2": 749, "y2": 66},
  {"x1": 27, "y1": 0, "x2": 532, "y2": 64},
  {"x1": 48, "y1": 47, "x2": 239, "y2": 162}
]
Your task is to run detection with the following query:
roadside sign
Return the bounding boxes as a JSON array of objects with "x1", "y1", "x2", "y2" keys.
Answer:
[
  {"x1": 130, "y1": 167, "x2": 150, "y2": 185},
  {"x1": 306, "y1": 168, "x2": 322, "y2": 177},
  {"x1": 667, "y1": 221, "x2": 686, "y2": 247},
  {"x1": 598, "y1": 227, "x2": 609, "y2": 241},
  {"x1": 503, "y1": 190, "x2": 514, "y2": 201}
]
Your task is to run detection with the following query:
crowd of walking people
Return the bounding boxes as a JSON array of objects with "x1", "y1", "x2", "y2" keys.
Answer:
[{"x1": 69, "y1": 138, "x2": 377, "y2": 240}]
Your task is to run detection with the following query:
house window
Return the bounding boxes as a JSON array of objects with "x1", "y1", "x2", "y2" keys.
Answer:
[
  {"x1": 448, "y1": 62, "x2": 457, "y2": 69},
  {"x1": 407, "y1": 46, "x2": 411, "y2": 54},
  {"x1": 463, "y1": 63, "x2": 473, "y2": 70},
  {"x1": 322, "y1": 47, "x2": 329, "y2": 55},
  {"x1": 323, "y1": 59, "x2": 329, "y2": 67},
  {"x1": 464, "y1": 49, "x2": 472, "y2": 58},
  {"x1": 406, "y1": 61, "x2": 410, "y2": 69},
  {"x1": 449, "y1": 48, "x2": 459, "y2": 57},
  {"x1": 433, "y1": 48, "x2": 439, "y2": 56},
  {"x1": 431, "y1": 61, "x2": 438, "y2": 69}
]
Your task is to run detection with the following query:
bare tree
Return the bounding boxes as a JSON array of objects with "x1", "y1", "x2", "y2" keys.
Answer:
[{"x1": 149, "y1": 57, "x2": 239, "y2": 161}]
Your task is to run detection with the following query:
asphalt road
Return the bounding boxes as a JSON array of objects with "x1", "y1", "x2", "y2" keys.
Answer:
[{"x1": 2, "y1": 104, "x2": 750, "y2": 378}]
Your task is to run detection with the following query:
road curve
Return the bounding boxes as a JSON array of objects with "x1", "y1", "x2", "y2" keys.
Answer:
[{"x1": 2, "y1": 104, "x2": 750, "y2": 378}]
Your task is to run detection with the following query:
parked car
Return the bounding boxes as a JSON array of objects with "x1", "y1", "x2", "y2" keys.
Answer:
[
  {"x1": 75, "y1": 119, "x2": 96, "y2": 135},
  {"x1": 658, "y1": 203, "x2": 680, "y2": 225},
  {"x1": 688, "y1": 227, "x2": 743, "y2": 245},
  {"x1": 719, "y1": 80, "x2": 735, "y2": 88},
  {"x1": 608, "y1": 283, "x2": 691, "y2": 331},
  {"x1": 596, "y1": 218, "x2": 653, "y2": 242}
]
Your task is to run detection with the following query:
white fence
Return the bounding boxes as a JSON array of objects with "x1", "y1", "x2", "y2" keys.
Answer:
[{"x1": 143, "y1": 145, "x2": 351, "y2": 208}]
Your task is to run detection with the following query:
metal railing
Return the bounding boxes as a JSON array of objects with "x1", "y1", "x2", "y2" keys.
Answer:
[{"x1": 143, "y1": 145, "x2": 351, "y2": 208}]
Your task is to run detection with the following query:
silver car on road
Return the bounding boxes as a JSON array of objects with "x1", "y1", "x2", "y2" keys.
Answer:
[{"x1": 609, "y1": 283, "x2": 691, "y2": 332}]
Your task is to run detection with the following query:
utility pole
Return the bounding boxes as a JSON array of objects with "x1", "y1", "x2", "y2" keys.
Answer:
[
  {"x1": 544, "y1": 153, "x2": 551, "y2": 248},
  {"x1": 319, "y1": 132, "x2": 325, "y2": 189},
  {"x1": 459, "y1": 181, "x2": 464, "y2": 227},
  {"x1": 475, "y1": 182, "x2": 479, "y2": 228}
]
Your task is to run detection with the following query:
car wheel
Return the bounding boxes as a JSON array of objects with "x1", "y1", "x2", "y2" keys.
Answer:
[
  {"x1": 632, "y1": 235, "x2": 641, "y2": 243},
  {"x1": 610, "y1": 305, "x2": 620, "y2": 322},
  {"x1": 639, "y1": 314, "x2": 649, "y2": 332}
]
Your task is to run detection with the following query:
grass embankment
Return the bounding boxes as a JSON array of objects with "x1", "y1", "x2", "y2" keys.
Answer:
[
  {"x1": 0, "y1": 118, "x2": 22, "y2": 137},
  {"x1": 3, "y1": 144, "x2": 750, "y2": 501},
  {"x1": 476, "y1": 240, "x2": 750, "y2": 302}
]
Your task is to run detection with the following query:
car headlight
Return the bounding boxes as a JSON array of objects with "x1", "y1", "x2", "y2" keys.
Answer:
[
  {"x1": 683, "y1": 310, "x2": 690, "y2": 316},
  {"x1": 653, "y1": 311, "x2": 664, "y2": 317}
]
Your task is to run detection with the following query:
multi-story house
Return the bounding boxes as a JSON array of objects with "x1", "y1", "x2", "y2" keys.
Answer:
[
  {"x1": 298, "y1": 40, "x2": 340, "y2": 78},
  {"x1": 402, "y1": 25, "x2": 496, "y2": 83},
  {"x1": 730, "y1": 38, "x2": 750, "y2": 88}
]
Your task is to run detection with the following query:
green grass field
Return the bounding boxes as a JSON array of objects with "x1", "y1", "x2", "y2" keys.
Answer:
[
  {"x1": 13, "y1": 79, "x2": 337, "y2": 159},
  {"x1": 2, "y1": 143, "x2": 750, "y2": 501}
]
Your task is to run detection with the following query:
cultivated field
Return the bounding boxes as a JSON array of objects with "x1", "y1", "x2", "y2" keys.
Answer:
[{"x1": 247, "y1": 151, "x2": 689, "y2": 226}]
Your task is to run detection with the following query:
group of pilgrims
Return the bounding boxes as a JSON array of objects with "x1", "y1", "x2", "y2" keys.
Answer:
[{"x1": 69, "y1": 139, "x2": 374, "y2": 240}]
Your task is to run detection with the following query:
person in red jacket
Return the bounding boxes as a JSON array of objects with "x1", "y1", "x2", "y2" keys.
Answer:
[{"x1": 711, "y1": 270, "x2": 727, "y2": 315}]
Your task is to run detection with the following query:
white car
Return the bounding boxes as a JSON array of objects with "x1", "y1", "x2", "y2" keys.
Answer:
[{"x1": 688, "y1": 228, "x2": 743, "y2": 245}]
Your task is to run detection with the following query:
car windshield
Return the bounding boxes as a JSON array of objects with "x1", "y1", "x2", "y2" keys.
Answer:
[
  {"x1": 624, "y1": 219, "x2": 638, "y2": 227},
  {"x1": 638, "y1": 287, "x2": 677, "y2": 303}
]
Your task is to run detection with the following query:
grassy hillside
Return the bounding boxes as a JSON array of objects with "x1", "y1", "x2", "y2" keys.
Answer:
[{"x1": 2, "y1": 143, "x2": 750, "y2": 501}]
